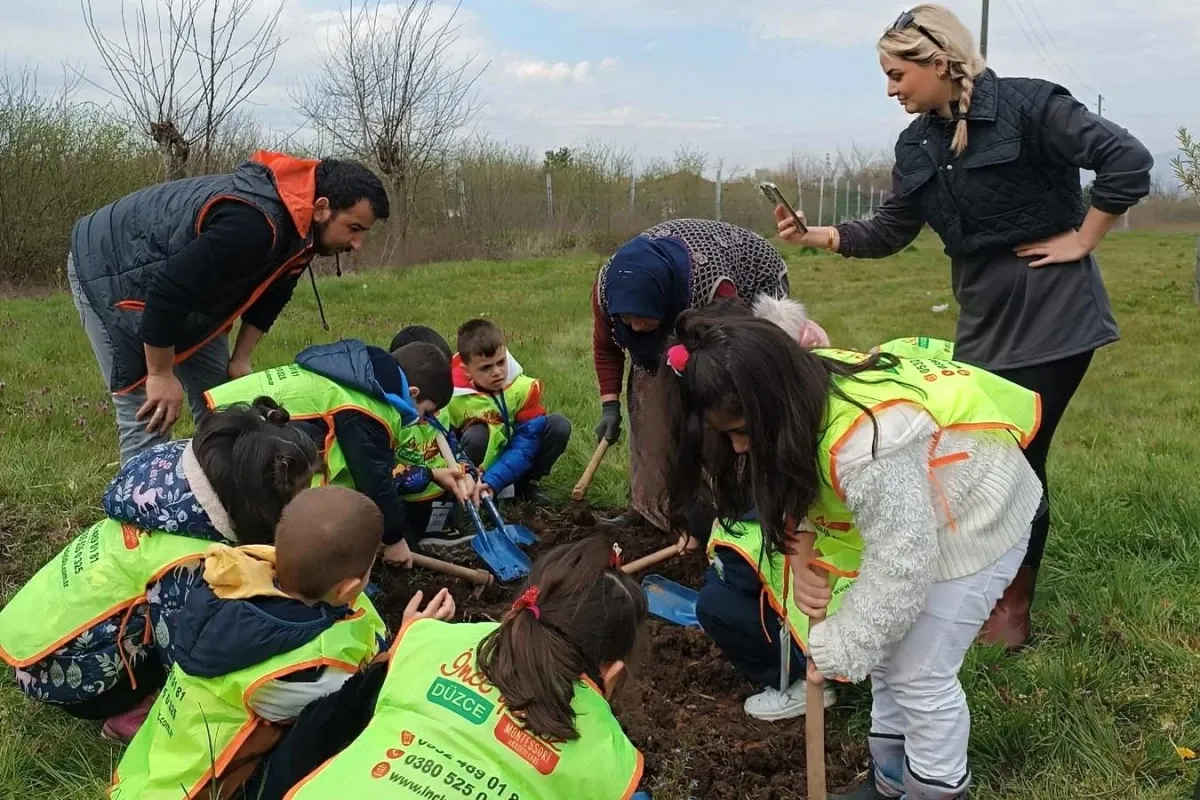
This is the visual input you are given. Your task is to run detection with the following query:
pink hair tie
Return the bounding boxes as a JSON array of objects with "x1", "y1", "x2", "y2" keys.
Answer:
[{"x1": 666, "y1": 343, "x2": 690, "y2": 376}]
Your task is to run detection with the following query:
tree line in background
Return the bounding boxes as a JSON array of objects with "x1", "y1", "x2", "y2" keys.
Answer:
[{"x1": 3, "y1": 0, "x2": 1199, "y2": 287}]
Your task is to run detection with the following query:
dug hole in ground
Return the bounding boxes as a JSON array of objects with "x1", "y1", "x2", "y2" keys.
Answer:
[{"x1": 373, "y1": 507, "x2": 868, "y2": 799}]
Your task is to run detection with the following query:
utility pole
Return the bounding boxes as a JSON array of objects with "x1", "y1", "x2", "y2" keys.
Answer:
[
  {"x1": 980, "y1": 0, "x2": 990, "y2": 57},
  {"x1": 1097, "y1": 94, "x2": 1103, "y2": 117}
]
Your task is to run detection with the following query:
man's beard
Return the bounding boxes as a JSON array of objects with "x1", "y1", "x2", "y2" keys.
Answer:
[{"x1": 311, "y1": 219, "x2": 347, "y2": 256}]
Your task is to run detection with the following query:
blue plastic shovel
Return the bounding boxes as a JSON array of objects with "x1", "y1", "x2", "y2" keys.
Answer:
[
  {"x1": 641, "y1": 574, "x2": 701, "y2": 628},
  {"x1": 481, "y1": 495, "x2": 537, "y2": 548},
  {"x1": 461, "y1": 498, "x2": 531, "y2": 583}
]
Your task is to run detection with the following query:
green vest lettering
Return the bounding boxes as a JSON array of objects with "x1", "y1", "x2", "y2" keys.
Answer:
[
  {"x1": 0, "y1": 519, "x2": 210, "y2": 668},
  {"x1": 875, "y1": 336, "x2": 956, "y2": 361},
  {"x1": 205, "y1": 365, "x2": 406, "y2": 488},
  {"x1": 707, "y1": 350, "x2": 1039, "y2": 650},
  {"x1": 394, "y1": 411, "x2": 453, "y2": 502},
  {"x1": 446, "y1": 376, "x2": 538, "y2": 471},
  {"x1": 287, "y1": 620, "x2": 643, "y2": 800},
  {"x1": 109, "y1": 594, "x2": 387, "y2": 800}
]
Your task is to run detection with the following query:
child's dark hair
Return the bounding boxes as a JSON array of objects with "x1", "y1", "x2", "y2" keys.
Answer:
[
  {"x1": 663, "y1": 308, "x2": 904, "y2": 558},
  {"x1": 456, "y1": 318, "x2": 506, "y2": 363},
  {"x1": 392, "y1": 342, "x2": 452, "y2": 409},
  {"x1": 476, "y1": 537, "x2": 646, "y2": 741},
  {"x1": 192, "y1": 397, "x2": 321, "y2": 545},
  {"x1": 275, "y1": 486, "x2": 383, "y2": 601},
  {"x1": 390, "y1": 325, "x2": 451, "y2": 360},
  {"x1": 314, "y1": 158, "x2": 390, "y2": 220}
]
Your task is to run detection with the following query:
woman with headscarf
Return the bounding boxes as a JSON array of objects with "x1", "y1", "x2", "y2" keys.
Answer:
[
  {"x1": 590, "y1": 218, "x2": 829, "y2": 537},
  {"x1": 773, "y1": 4, "x2": 1152, "y2": 656}
]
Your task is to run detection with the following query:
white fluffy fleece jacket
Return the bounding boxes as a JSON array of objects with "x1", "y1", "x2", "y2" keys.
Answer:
[{"x1": 806, "y1": 403, "x2": 1042, "y2": 682}]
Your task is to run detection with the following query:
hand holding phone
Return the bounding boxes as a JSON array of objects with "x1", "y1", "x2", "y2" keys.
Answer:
[{"x1": 759, "y1": 181, "x2": 809, "y2": 235}]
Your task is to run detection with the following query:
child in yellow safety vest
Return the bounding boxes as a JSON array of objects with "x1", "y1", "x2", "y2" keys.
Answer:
[
  {"x1": 205, "y1": 338, "x2": 458, "y2": 570},
  {"x1": 239, "y1": 536, "x2": 649, "y2": 800},
  {"x1": 440, "y1": 319, "x2": 571, "y2": 527},
  {"x1": 108, "y1": 485, "x2": 456, "y2": 800},
  {"x1": 0, "y1": 398, "x2": 320, "y2": 744},
  {"x1": 662, "y1": 308, "x2": 1043, "y2": 800}
]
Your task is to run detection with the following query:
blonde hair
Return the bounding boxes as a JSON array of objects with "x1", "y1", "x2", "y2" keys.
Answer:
[{"x1": 879, "y1": 4, "x2": 987, "y2": 155}]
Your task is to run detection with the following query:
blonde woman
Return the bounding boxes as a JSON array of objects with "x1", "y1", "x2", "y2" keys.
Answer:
[{"x1": 776, "y1": 4, "x2": 1152, "y2": 657}]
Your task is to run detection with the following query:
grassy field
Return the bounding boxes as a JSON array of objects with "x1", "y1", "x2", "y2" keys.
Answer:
[{"x1": 2, "y1": 230, "x2": 1200, "y2": 798}]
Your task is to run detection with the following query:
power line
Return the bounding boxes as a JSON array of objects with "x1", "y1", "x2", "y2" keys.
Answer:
[
  {"x1": 1016, "y1": 0, "x2": 1098, "y2": 97},
  {"x1": 996, "y1": 0, "x2": 1059, "y2": 78}
]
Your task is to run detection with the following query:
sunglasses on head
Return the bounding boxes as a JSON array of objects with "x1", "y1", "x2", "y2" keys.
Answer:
[{"x1": 889, "y1": 9, "x2": 944, "y2": 50}]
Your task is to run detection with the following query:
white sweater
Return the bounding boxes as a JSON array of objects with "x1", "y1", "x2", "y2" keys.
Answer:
[{"x1": 806, "y1": 403, "x2": 1042, "y2": 682}]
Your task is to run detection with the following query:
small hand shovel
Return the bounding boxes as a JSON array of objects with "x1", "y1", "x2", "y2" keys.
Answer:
[
  {"x1": 435, "y1": 433, "x2": 530, "y2": 583},
  {"x1": 481, "y1": 494, "x2": 537, "y2": 548},
  {"x1": 622, "y1": 543, "x2": 700, "y2": 628}
]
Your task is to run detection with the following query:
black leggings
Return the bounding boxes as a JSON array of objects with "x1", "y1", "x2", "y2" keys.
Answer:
[
  {"x1": 991, "y1": 351, "x2": 1094, "y2": 572},
  {"x1": 59, "y1": 657, "x2": 166, "y2": 721}
]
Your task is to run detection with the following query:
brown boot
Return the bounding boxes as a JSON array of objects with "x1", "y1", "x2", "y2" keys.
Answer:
[{"x1": 977, "y1": 566, "x2": 1036, "y2": 651}]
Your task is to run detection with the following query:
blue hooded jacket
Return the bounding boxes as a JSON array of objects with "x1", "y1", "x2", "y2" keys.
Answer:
[{"x1": 291, "y1": 339, "x2": 422, "y2": 547}]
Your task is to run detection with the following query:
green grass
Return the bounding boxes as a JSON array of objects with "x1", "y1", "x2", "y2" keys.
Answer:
[{"x1": 2, "y1": 231, "x2": 1200, "y2": 797}]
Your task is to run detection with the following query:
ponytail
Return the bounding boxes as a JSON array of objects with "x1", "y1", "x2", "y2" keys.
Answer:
[
  {"x1": 193, "y1": 396, "x2": 321, "y2": 544},
  {"x1": 951, "y1": 68, "x2": 975, "y2": 155},
  {"x1": 476, "y1": 537, "x2": 646, "y2": 741}
]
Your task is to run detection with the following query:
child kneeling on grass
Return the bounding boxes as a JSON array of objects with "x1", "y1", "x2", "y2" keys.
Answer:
[
  {"x1": 205, "y1": 338, "x2": 457, "y2": 569},
  {"x1": 0, "y1": 398, "x2": 319, "y2": 743},
  {"x1": 239, "y1": 536, "x2": 648, "y2": 800},
  {"x1": 108, "y1": 485, "x2": 452, "y2": 799},
  {"x1": 664, "y1": 308, "x2": 1043, "y2": 799},
  {"x1": 442, "y1": 318, "x2": 571, "y2": 516}
]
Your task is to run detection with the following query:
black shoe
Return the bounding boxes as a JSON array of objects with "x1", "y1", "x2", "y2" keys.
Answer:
[{"x1": 599, "y1": 510, "x2": 642, "y2": 528}]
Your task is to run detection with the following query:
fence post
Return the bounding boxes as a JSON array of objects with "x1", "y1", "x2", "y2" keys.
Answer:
[
  {"x1": 818, "y1": 175, "x2": 826, "y2": 226},
  {"x1": 856, "y1": 184, "x2": 862, "y2": 219},
  {"x1": 457, "y1": 177, "x2": 466, "y2": 219},
  {"x1": 545, "y1": 173, "x2": 554, "y2": 221},
  {"x1": 629, "y1": 172, "x2": 637, "y2": 215},
  {"x1": 832, "y1": 178, "x2": 839, "y2": 225},
  {"x1": 715, "y1": 168, "x2": 723, "y2": 221}
]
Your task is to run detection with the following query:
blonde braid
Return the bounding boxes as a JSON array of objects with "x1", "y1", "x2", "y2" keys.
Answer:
[{"x1": 951, "y1": 68, "x2": 974, "y2": 156}]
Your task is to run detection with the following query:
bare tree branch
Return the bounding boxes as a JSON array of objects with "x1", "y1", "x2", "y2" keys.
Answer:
[
  {"x1": 292, "y1": 0, "x2": 487, "y2": 249},
  {"x1": 79, "y1": 0, "x2": 283, "y2": 177}
]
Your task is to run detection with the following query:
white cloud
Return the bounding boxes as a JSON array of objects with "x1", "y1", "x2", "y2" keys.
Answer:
[
  {"x1": 505, "y1": 58, "x2": 592, "y2": 82},
  {"x1": 599, "y1": 56, "x2": 618, "y2": 70}
]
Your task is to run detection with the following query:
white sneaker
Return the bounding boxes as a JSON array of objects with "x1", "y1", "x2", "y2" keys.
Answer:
[{"x1": 743, "y1": 680, "x2": 837, "y2": 721}]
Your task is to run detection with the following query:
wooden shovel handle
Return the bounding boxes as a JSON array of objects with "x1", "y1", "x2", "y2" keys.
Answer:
[
  {"x1": 621, "y1": 543, "x2": 680, "y2": 575},
  {"x1": 572, "y1": 439, "x2": 610, "y2": 501},
  {"x1": 793, "y1": 530, "x2": 829, "y2": 800},
  {"x1": 434, "y1": 433, "x2": 459, "y2": 473},
  {"x1": 410, "y1": 552, "x2": 494, "y2": 587}
]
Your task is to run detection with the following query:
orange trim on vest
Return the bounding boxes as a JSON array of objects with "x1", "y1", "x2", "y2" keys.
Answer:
[
  {"x1": 0, "y1": 552, "x2": 204, "y2": 669},
  {"x1": 114, "y1": 247, "x2": 313, "y2": 396}
]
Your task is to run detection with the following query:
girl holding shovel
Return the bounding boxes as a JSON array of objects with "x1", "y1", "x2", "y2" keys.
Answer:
[{"x1": 663, "y1": 308, "x2": 1042, "y2": 799}]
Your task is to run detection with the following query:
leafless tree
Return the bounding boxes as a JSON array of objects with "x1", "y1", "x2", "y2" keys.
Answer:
[
  {"x1": 81, "y1": 0, "x2": 284, "y2": 178},
  {"x1": 293, "y1": 0, "x2": 486, "y2": 249}
]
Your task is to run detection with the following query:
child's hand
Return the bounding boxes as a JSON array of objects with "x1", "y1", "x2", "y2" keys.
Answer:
[
  {"x1": 382, "y1": 539, "x2": 414, "y2": 568},
  {"x1": 471, "y1": 479, "x2": 492, "y2": 508},
  {"x1": 432, "y1": 467, "x2": 471, "y2": 506},
  {"x1": 403, "y1": 587, "x2": 457, "y2": 626},
  {"x1": 793, "y1": 565, "x2": 833, "y2": 619},
  {"x1": 806, "y1": 657, "x2": 826, "y2": 686}
]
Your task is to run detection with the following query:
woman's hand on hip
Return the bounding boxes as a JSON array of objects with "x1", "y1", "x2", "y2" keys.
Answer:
[{"x1": 1015, "y1": 229, "x2": 1094, "y2": 267}]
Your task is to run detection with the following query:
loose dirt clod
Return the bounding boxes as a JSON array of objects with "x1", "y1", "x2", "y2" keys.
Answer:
[{"x1": 371, "y1": 506, "x2": 867, "y2": 798}]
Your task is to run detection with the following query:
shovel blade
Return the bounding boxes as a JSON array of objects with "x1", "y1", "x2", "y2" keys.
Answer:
[
  {"x1": 503, "y1": 523, "x2": 537, "y2": 547},
  {"x1": 641, "y1": 574, "x2": 700, "y2": 628},
  {"x1": 471, "y1": 531, "x2": 531, "y2": 582}
]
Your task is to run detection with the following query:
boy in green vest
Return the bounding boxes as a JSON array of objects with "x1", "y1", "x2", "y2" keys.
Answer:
[
  {"x1": 443, "y1": 319, "x2": 571, "y2": 521},
  {"x1": 109, "y1": 485, "x2": 455, "y2": 799},
  {"x1": 205, "y1": 338, "x2": 456, "y2": 568}
]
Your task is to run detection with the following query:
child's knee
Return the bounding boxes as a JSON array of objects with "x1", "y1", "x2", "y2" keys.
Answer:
[{"x1": 459, "y1": 424, "x2": 490, "y2": 461}]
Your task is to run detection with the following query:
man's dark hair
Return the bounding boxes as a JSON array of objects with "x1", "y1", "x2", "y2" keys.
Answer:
[
  {"x1": 456, "y1": 318, "x2": 506, "y2": 364},
  {"x1": 392, "y1": 342, "x2": 452, "y2": 409},
  {"x1": 314, "y1": 158, "x2": 390, "y2": 220},
  {"x1": 390, "y1": 325, "x2": 451, "y2": 360}
]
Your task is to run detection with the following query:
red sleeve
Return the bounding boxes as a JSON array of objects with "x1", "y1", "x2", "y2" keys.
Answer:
[
  {"x1": 514, "y1": 380, "x2": 547, "y2": 423},
  {"x1": 712, "y1": 278, "x2": 737, "y2": 299},
  {"x1": 592, "y1": 281, "x2": 626, "y2": 397}
]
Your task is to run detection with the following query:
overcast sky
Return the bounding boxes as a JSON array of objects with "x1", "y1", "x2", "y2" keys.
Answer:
[{"x1": 4, "y1": 0, "x2": 1196, "y2": 179}]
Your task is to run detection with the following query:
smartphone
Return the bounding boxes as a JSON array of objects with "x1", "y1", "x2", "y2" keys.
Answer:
[{"x1": 758, "y1": 181, "x2": 808, "y2": 234}]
